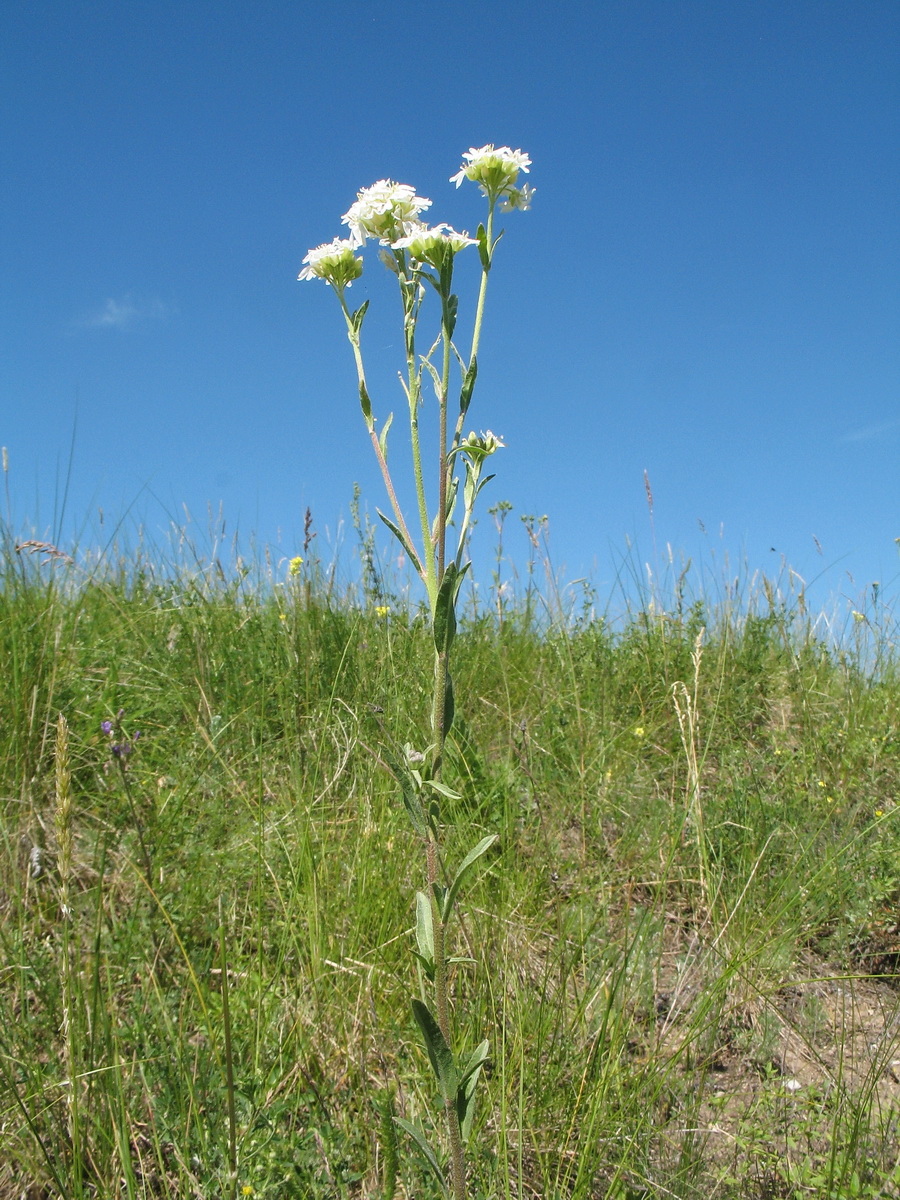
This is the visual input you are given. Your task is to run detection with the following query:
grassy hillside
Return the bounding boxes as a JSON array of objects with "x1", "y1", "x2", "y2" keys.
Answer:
[{"x1": 3, "y1": 526, "x2": 900, "y2": 1198}]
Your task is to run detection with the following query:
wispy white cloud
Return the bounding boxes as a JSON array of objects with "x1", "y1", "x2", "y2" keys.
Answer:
[
  {"x1": 840, "y1": 418, "x2": 900, "y2": 444},
  {"x1": 75, "y1": 294, "x2": 173, "y2": 331}
]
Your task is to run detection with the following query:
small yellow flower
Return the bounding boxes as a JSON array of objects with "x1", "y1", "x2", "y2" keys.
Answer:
[
  {"x1": 242, "y1": 1188, "x2": 254, "y2": 1197},
  {"x1": 288, "y1": 556, "x2": 304, "y2": 576},
  {"x1": 817, "y1": 780, "x2": 826, "y2": 788},
  {"x1": 279, "y1": 613, "x2": 287, "y2": 622},
  {"x1": 875, "y1": 809, "x2": 884, "y2": 818},
  {"x1": 604, "y1": 768, "x2": 613, "y2": 782},
  {"x1": 634, "y1": 726, "x2": 645, "y2": 739},
  {"x1": 375, "y1": 605, "x2": 390, "y2": 618},
  {"x1": 852, "y1": 611, "x2": 865, "y2": 623},
  {"x1": 774, "y1": 748, "x2": 783, "y2": 756}
]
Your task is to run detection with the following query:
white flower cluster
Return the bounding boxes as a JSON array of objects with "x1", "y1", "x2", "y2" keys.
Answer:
[
  {"x1": 298, "y1": 237, "x2": 363, "y2": 288},
  {"x1": 342, "y1": 179, "x2": 433, "y2": 248},
  {"x1": 450, "y1": 145, "x2": 535, "y2": 209},
  {"x1": 392, "y1": 222, "x2": 477, "y2": 267},
  {"x1": 299, "y1": 146, "x2": 532, "y2": 288}
]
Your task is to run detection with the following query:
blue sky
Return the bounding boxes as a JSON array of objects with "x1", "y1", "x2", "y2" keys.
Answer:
[{"x1": 2, "y1": 1, "x2": 898, "y2": 616}]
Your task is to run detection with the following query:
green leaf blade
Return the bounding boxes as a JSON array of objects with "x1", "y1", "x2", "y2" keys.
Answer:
[
  {"x1": 411, "y1": 999, "x2": 457, "y2": 1103},
  {"x1": 443, "y1": 834, "x2": 499, "y2": 920}
]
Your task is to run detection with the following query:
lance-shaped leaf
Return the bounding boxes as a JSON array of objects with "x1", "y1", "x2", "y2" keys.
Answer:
[
  {"x1": 444, "y1": 293, "x2": 458, "y2": 340},
  {"x1": 457, "y1": 1039, "x2": 490, "y2": 1089},
  {"x1": 376, "y1": 508, "x2": 423, "y2": 579},
  {"x1": 445, "y1": 474, "x2": 459, "y2": 524},
  {"x1": 430, "y1": 476, "x2": 460, "y2": 547},
  {"x1": 350, "y1": 298, "x2": 370, "y2": 334},
  {"x1": 413, "y1": 890, "x2": 435, "y2": 979},
  {"x1": 379, "y1": 743, "x2": 429, "y2": 837},
  {"x1": 459, "y1": 355, "x2": 477, "y2": 417},
  {"x1": 442, "y1": 670, "x2": 455, "y2": 739},
  {"x1": 433, "y1": 564, "x2": 459, "y2": 657},
  {"x1": 425, "y1": 779, "x2": 462, "y2": 802},
  {"x1": 358, "y1": 379, "x2": 373, "y2": 429},
  {"x1": 378, "y1": 411, "x2": 394, "y2": 460},
  {"x1": 392, "y1": 1118, "x2": 449, "y2": 1198},
  {"x1": 441, "y1": 834, "x2": 499, "y2": 922},
  {"x1": 432, "y1": 562, "x2": 470, "y2": 658},
  {"x1": 401, "y1": 789, "x2": 428, "y2": 838},
  {"x1": 462, "y1": 460, "x2": 496, "y2": 519},
  {"x1": 411, "y1": 999, "x2": 457, "y2": 1104},
  {"x1": 456, "y1": 1039, "x2": 490, "y2": 1143},
  {"x1": 421, "y1": 355, "x2": 442, "y2": 401},
  {"x1": 476, "y1": 223, "x2": 491, "y2": 273}
]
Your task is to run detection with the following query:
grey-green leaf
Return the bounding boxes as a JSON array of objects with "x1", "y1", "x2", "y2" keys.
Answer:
[
  {"x1": 411, "y1": 999, "x2": 457, "y2": 1103},
  {"x1": 415, "y1": 891, "x2": 435, "y2": 966},
  {"x1": 433, "y1": 563, "x2": 459, "y2": 656},
  {"x1": 456, "y1": 1063, "x2": 484, "y2": 1143},
  {"x1": 459, "y1": 356, "x2": 477, "y2": 416},
  {"x1": 425, "y1": 779, "x2": 462, "y2": 802},
  {"x1": 457, "y1": 1039, "x2": 490, "y2": 1088},
  {"x1": 455, "y1": 1039, "x2": 489, "y2": 1142},
  {"x1": 378, "y1": 411, "x2": 394, "y2": 459},
  {"x1": 443, "y1": 834, "x2": 499, "y2": 921},
  {"x1": 351, "y1": 299, "x2": 370, "y2": 334},
  {"x1": 358, "y1": 379, "x2": 373, "y2": 428},
  {"x1": 445, "y1": 293, "x2": 458, "y2": 340},
  {"x1": 392, "y1": 1118, "x2": 449, "y2": 1197},
  {"x1": 442, "y1": 671, "x2": 455, "y2": 738},
  {"x1": 476, "y1": 223, "x2": 490, "y2": 273},
  {"x1": 376, "y1": 508, "x2": 423, "y2": 578}
]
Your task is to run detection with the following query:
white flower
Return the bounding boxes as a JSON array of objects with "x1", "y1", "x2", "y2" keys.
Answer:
[
  {"x1": 450, "y1": 145, "x2": 532, "y2": 203},
  {"x1": 500, "y1": 183, "x2": 536, "y2": 213},
  {"x1": 460, "y1": 429, "x2": 506, "y2": 460},
  {"x1": 391, "y1": 223, "x2": 477, "y2": 266},
  {"x1": 342, "y1": 180, "x2": 432, "y2": 247},
  {"x1": 298, "y1": 237, "x2": 363, "y2": 289}
]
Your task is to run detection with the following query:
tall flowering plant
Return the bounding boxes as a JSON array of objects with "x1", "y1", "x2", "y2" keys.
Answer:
[{"x1": 299, "y1": 145, "x2": 533, "y2": 1198}]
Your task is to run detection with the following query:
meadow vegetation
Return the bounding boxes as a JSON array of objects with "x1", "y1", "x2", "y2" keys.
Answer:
[{"x1": 3, "y1": 514, "x2": 900, "y2": 1198}]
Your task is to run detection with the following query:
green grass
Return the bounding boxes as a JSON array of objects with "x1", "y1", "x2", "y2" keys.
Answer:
[{"x1": 3, "y1": 521, "x2": 900, "y2": 1199}]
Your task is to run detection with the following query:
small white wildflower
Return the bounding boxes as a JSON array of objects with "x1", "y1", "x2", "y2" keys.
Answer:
[
  {"x1": 500, "y1": 183, "x2": 536, "y2": 212},
  {"x1": 298, "y1": 237, "x2": 363, "y2": 289},
  {"x1": 460, "y1": 429, "x2": 505, "y2": 461},
  {"x1": 391, "y1": 223, "x2": 477, "y2": 267},
  {"x1": 342, "y1": 180, "x2": 432, "y2": 247},
  {"x1": 450, "y1": 144, "x2": 532, "y2": 204}
]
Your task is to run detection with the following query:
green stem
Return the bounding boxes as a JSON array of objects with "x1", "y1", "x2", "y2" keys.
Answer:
[
  {"x1": 401, "y1": 269, "x2": 437, "y2": 605},
  {"x1": 431, "y1": 647, "x2": 449, "y2": 782},
  {"x1": 338, "y1": 292, "x2": 425, "y2": 584},
  {"x1": 408, "y1": 372, "x2": 436, "y2": 604},
  {"x1": 452, "y1": 202, "x2": 495, "y2": 456},
  {"x1": 436, "y1": 300, "x2": 453, "y2": 584},
  {"x1": 427, "y1": 830, "x2": 466, "y2": 1200},
  {"x1": 470, "y1": 203, "x2": 495, "y2": 366}
]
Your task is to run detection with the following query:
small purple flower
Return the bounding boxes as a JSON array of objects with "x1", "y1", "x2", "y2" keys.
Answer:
[{"x1": 101, "y1": 721, "x2": 113, "y2": 736}]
